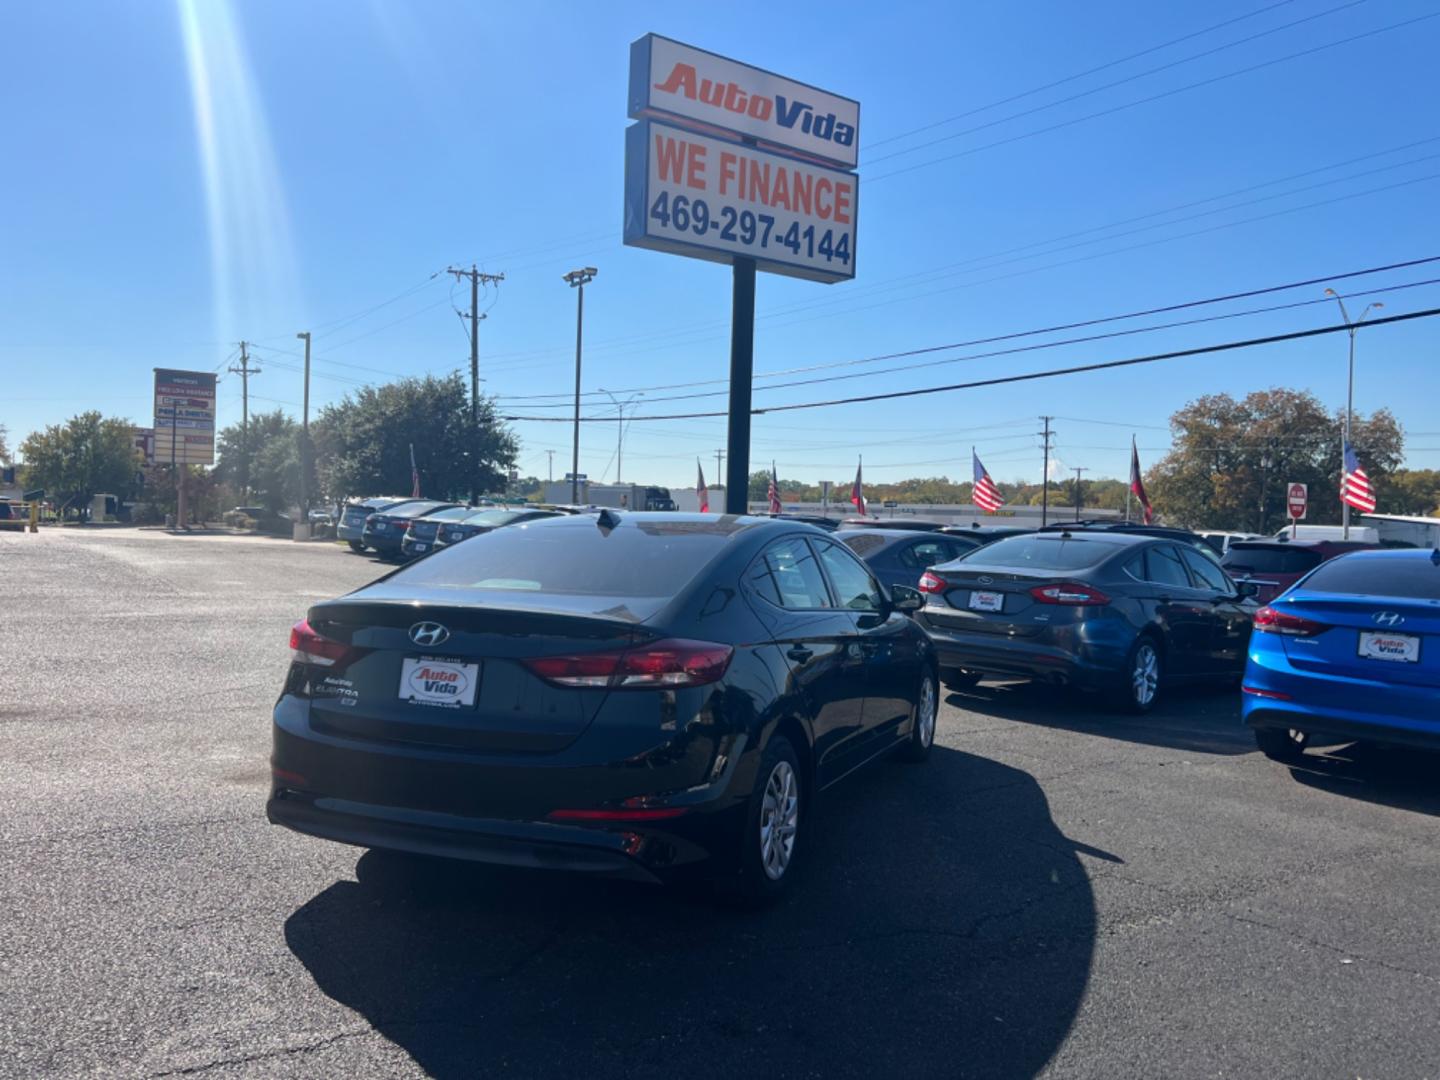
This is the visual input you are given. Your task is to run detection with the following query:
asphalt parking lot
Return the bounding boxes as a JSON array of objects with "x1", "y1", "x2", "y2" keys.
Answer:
[{"x1": 3, "y1": 527, "x2": 1439, "y2": 1079}]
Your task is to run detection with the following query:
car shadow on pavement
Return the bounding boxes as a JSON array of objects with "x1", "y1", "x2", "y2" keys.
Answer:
[
  {"x1": 284, "y1": 746, "x2": 1108, "y2": 1079},
  {"x1": 946, "y1": 678, "x2": 1253, "y2": 756},
  {"x1": 1286, "y1": 741, "x2": 1440, "y2": 818}
]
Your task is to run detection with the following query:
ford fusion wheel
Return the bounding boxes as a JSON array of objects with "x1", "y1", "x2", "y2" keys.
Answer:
[{"x1": 1116, "y1": 638, "x2": 1162, "y2": 714}]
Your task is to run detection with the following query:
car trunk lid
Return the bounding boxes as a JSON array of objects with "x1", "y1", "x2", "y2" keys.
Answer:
[
  {"x1": 1276, "y1": 593, "x2": 1440, "y2": 688},
  {"x1": 301, "y1": 588, "x2": 667, "y2": 753}
]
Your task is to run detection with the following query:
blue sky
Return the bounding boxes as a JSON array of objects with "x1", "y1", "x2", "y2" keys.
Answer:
[{"x1": 4, "y1": 0, "x2": 1438, "y2": 489}]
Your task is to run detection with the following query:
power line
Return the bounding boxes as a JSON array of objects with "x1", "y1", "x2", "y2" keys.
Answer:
[
  {"x1": 868, "y1": 10, "x2": 1440, "y2": 183},
  {"x1": 863, "y1": 0, "x2": 1302, "y2": 153},
  {"x1": 867, "y1": 0, "x2": 1365, "y2": 166},
  {"x1": 494, "y1": 258, "x2": 1440, "y2": 405},
  {"x1": 500, "y1": 308, "x2": 1440, "y2": 423}
]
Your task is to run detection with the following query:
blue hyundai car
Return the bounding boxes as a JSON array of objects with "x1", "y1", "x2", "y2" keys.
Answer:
[{"x1": 1243, "y1": 549, "x2": 1440, "y2": 761}]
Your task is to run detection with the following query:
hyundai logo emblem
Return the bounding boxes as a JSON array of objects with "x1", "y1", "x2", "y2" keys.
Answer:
[
  {"x1": 409, "y1": 621, "x2": 450, "y2": 647},
  {"x1": 1372, "y1": 611, "x2": 1405, "y2": 627}
]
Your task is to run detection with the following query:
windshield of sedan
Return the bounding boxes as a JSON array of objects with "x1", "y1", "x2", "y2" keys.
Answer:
[
  {"x1": 394, "y1": 520, "x2": 738, "y2": 597},
  {"x1": 958, "y1": 535, "x2": 1124, "y2": 571},
  {"x1": 1299, "y1": 555, "x2": 1440, "y2": 600}
]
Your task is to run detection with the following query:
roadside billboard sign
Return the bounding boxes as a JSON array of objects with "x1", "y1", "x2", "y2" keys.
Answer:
[
  {"x1": 624, "y1": 119, "x2": 857, "y2": 283},
  {"x1": 153, "y1": 369, "x2": 216, "y2": 466},
  {"x1": 628, "y1": 34, "x2": 859, "y2": 169}
]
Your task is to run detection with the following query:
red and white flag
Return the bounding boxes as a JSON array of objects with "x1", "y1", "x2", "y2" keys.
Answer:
[
  {"x1": 971, "y1": 450, "x2": 1004, "y2": 513},
  {"x1": 1341, "y1": 441, "x2": 1376, "y2": 512},
  {"x1": 1129, "y1": 437, "x2": 1153, "y2": 524},
  {"x1": 850, "y1": 458, "x2": 866, "y2": 517},
  {"x1": 409, "y1": 443, "x2": 422, "y2": 499},
  {"x1": 767, "y1": 463, "x2": 782, "y2": 514},
  {"x1": 697, "y1": 459, "x2": 709, "y2": 513}
]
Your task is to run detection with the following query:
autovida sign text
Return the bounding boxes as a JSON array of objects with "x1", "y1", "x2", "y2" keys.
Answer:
[
  {"x1": 625, "y1": 120, "x2": 857, "y2": 283},
  {"x1": 624, "y1": 34, "x2": 859, "y2": 284}
]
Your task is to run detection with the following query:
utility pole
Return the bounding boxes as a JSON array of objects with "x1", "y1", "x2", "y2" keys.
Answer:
[
  {"x1": 546, "y1": 450, "x2": 554, "y2": 483},
  {"x1": 1072, "y1": 467, "x2": 1089, "y2": 522},
  {"x1": 449, "y1": 265, "x2": 505, "y2": 505},
  {"x1": 1038, "y1": 416, "x2": 1054, "y2": 527},
  {"x1": 295, "y1": 331, "x2": 311, "y2": 528},
  {"x1": 563, "y1": 268, "x2": 597, "y2": 504},
  {"x1": 228, "y1": 342, "x2": 260, "y2": 499}
]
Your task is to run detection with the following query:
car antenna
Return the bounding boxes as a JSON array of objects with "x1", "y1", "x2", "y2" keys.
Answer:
[{"x1": 596, "y1": 508, "x2": 621, "y2": 532}]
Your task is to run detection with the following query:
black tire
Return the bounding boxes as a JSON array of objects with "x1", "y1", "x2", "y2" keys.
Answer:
[
  {"x1": 723, "y1": 735, "x2": 804, "y2": 906},
  {"x1": 941, "y1": 668, "x2": 983, "y2": 691},
  {"x1": 1113, "y1": 635, "x2": 1163, "y2": 714},
  {"x1": 900, "y1": 669, "x2": 938, "y2": 763},
  {"x1": 1254, "y1": 726, "x2": 1309, "y2": 762},
  {"x1": 347, "y1": 540, "x2": 365, "y2": 552}
]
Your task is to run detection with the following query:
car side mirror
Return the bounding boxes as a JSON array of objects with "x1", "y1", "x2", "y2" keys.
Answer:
[
  {"x1": 1235, "y1": 579, "x2": 1259, "y2": 599},
  {"x1": 891, "y1": 584, "x2": 924, "y2": 613}
]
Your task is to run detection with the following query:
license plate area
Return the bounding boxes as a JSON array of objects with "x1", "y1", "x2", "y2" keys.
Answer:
[
  {"x1": 969, "y1": 590, "x2": 1004, "y2": 613},
  {"x1": 1357, "y1": 631, "x2": 1420, "y2": 663},
  {"x1": 400, "y1": 656, "x2": 480, "y2": 707}
]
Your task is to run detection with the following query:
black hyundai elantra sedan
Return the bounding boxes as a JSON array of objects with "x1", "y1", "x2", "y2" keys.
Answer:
[{"x1": 269, "y1": 512, "x2": 937, "y2": 902}]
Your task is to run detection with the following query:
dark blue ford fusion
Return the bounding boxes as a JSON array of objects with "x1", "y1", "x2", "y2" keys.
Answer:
[
  {"x1": 269, "y1": 513, "x2": 937, "y2": 901},
  {"x1": 1243, "y1": 549, "x2": 1440, "y2": 760}
]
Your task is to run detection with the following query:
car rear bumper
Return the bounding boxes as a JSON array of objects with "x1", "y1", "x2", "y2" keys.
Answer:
[
  {"x1": 269, "y1": 695, "x2": 747, "y2": 879},
  {"x1": 337, "y1": 522, "x2": 367, "y2": 542},
  {"x1": 267, "y1": 791, "x2": 670, "y2": 882},
  {"x1": 920, "y1": 620, "x2": 1128, "y2": 689},
  {"x1": 1242, "y1": 646, "x2": 1440, "y2": 750}
]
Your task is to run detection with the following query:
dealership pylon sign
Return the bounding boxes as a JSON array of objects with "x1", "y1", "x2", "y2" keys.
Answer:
[{"x1": 623, "y1": 34, "x2": 860, "y2": 513}]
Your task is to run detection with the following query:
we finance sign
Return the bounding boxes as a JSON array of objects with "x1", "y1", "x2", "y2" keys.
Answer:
[
  {"x1": 629, "y1": 35, "x2": 859, "y2": 169},
  {"x1": 624, "y1": 120, "x2": 857, "y2": 283}
]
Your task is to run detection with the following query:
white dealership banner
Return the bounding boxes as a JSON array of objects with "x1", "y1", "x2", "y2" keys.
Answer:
[
  {"x1": 629, "y1": 34, "x2": 859, "y2": 169},
  {"x1": 624, "y1": 119, "x2": 857, "y2": 284}
]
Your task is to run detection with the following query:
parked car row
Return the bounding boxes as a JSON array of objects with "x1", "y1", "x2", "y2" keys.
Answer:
[
  {"x1": 334, "y1": 495, "x2": 583, "y2": 561},
  {"x1": 270, "y1": 507, "x2": 1434, "y2": 905}
]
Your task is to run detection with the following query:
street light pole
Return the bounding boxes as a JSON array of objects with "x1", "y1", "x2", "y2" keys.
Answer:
[
  {"x1": 295, "y1": 331, "x2": 311, "y2": 528},
  {"x1": 1323, "y1": 290, "x2": 1382, "y2": 539},
  {"x1": 563, "y1": 268, "x2": 597, "y2": 504}
]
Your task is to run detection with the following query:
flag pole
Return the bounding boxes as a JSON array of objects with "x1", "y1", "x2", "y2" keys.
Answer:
[{"x1": 1126, "y1": 437, "x2": 1133, "y2": 524}]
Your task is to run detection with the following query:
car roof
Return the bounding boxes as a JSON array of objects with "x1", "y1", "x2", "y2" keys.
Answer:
[
  {"x1": 837, "y1": 527, "x2": 954, "y2": 543},
  {"x1": 1011, "y1": 529, "x2": 1156, "y2": 547},
  {"x1": 1320, "y1": 547, "x2": 1440, "y2": 562}
]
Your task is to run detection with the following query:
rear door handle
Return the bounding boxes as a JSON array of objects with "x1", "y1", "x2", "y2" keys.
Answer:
[{"x1": 787, "y1": 646, "x2": 814, "y2": 663}]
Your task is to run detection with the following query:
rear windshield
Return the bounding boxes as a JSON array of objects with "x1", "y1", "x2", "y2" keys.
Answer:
[
  {"x1": 393, "y1": 519, "x2": 743, "y2": 597},
  {"x1": 1300, "y1": 556, "x2": 1440, "y2": 600},
  {"x1": 958, "y1": 535, "x2": 1123, "y2": 571},
  {"x1": 1223, "y1": 546, "x2": 1322, "y2": 574},
  {"x1": 839, "y1": 533, "x2": 886, "y2": 557},
  {"x1": 461, "y1": 509, "x2": 530, "y2": 527}
]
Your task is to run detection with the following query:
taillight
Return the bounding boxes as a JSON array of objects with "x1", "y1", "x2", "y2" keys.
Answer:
[
  {"x1": 289, "y1": 618, "x2": 360, "y2": 667},
  {"x1": 1029, "y1": 582, "x2": 1110, "y2": 606},
  {"x1": 918, "y1": 571, "x2": 947, "y2": 594},
  {"x1": 1252, "y1": 605, "x2": 1327, "y2": 636},
  {"x1": 522, "y1": 638, "x2": 733, "y2": 689}
]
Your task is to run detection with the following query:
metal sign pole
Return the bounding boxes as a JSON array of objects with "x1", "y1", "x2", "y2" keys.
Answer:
[{"x1": 724, "y1": 257, "x2": 756, "y2": 515}]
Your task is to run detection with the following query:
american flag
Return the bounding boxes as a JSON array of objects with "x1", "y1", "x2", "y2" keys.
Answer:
[
  {"x1": 850, "y1": 458, "x2": 866, "y2": 517},
  {"x1": 409, "y1": 443, "x2": 422, "y2": 499},
  {"x1": 696, "y1": 459, "x2": 709, "y2": 513},
  {"x1": 1341, "y1": 440, "x2": 1376, "y2": 513},
  {"x1": 767, "y1": 463, "x2": 782, "y2": 514},
  {"x1": 972, "y1": 450, "x2": 1004, "y2": 513},
  {"x1": 1130, "y1": 437, "x2": 1154, "y2": 524}
]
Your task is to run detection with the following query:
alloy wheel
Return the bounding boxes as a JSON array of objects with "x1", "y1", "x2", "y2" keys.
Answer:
[
  {"x1": 759, "y1": 760, "x2": 799, "y2": 881},
  {"x1": 917, "y1": 674, "x2": 937, "y2": 748},
  {"x1": 1132, "y1": 643, "x2": 1159, "y2": 707}
]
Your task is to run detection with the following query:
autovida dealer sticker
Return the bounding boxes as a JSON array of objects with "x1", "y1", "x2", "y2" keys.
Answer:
[{"x1": 400, "y1": 657, "x2": 479, "y2": 708}]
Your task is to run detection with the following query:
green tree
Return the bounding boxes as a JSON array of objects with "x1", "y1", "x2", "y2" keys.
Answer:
[
  {"x1": 313, "y1": 373, "x2": 517, "y2": 501},
  {"x1": 1376, "y1": 469, "x2": 1440, "y2": 516},
  {"x1": 1147, "y1": 389, "x2": 1403, "y2": 531},
  {"x1": 0, "y1": 424, "x2": 10, "y2": 464},
  {"x1": 19, "y1": 412, "x2": 141, "y2": 515},
  {"x1": 213, "y1": 410, "x2": 301, "y2": 512}
]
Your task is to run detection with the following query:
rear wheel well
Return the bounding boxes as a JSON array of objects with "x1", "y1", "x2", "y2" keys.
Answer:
[{"x1": 769, "y1": 715, "x2": 814, "y2": 798}]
